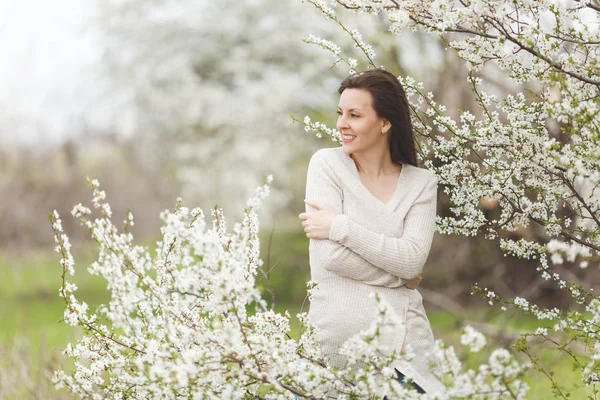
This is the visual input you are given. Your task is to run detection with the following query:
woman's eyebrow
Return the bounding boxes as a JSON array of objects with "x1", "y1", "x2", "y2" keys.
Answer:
[{"x1": 337, "y1": 107, "x2": 361, "y2": 112}]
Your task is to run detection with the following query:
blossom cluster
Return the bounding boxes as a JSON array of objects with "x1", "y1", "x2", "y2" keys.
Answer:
[
  {"x1": 304, "y1": 0, "x2": 374, "y2": 73},
  {"x1": 299, "y1": 115, "x2": 341, "y2": 141}
]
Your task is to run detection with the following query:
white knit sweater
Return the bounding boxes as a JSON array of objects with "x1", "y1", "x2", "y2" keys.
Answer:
[{"x1": 305, "y1": 146, "x2": 445, "y2": 395}]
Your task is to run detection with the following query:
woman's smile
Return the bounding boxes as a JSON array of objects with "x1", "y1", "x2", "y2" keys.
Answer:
[{"x1": 341, "y1": 134, "x2": 356, "y2": 143}]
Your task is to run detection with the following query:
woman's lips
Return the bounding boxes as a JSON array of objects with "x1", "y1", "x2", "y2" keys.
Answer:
[{"x1": 341, "y1": 134, "x2": 356, "y2": 143}]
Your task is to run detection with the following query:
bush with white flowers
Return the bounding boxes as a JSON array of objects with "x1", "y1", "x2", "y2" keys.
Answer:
[{"x1": 51, "y1": 178, "x2": 531, "y2": 399}]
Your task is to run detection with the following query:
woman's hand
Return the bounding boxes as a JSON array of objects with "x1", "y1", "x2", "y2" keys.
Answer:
[
  {"x1": 404, "y1": 273, "x2": 422, "y2": 290},
  {"x1": 299, "y1": 200, "x2": 337, "y2": 240}
]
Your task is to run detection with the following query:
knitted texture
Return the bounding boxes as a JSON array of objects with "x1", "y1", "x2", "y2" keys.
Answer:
[{"x1": 305, "y1": 147, "x2": 445, "y2": 394}]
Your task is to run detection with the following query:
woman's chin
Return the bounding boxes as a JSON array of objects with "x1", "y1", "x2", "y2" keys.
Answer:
[
  {"x1": 341, "y1": 143, "x2": 353, "y2": 155},
  {"x1": 341, "y1": 139, "x2": 357, "y2": 148},
  {"x1": 342, "y1": 141, "x2": 363, "y2": 155}
]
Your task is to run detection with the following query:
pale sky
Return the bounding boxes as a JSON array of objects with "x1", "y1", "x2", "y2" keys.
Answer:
[{"x1": 0, "y1": 0, "x2": 104, "y2": 146}]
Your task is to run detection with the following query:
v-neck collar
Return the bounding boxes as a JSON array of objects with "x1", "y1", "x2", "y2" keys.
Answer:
[{"x1": 339, "y1": 148, "x2": 407, "y2": 209}]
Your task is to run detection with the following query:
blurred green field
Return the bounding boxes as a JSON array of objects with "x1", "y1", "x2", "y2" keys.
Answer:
[{"x1": 0, "y1": 233, "x2": 594, "y2": 399}]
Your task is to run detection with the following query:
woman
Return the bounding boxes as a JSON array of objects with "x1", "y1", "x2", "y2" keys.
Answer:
[{"x1": 298, "y1": 68, "x2": 445, "y2": 395}]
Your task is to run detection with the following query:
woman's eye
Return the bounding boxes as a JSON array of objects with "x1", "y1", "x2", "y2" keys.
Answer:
[
  {"x1": 336, "y1": 111, "x2": 342, "y2": 115},
  {"x1": 351, "y1": 114, "x2": 358, "y2": 118}
]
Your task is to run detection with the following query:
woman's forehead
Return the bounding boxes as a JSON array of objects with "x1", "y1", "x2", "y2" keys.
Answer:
[{"x1": 338, "y1": 88, "x2": 373, "y2": 110}]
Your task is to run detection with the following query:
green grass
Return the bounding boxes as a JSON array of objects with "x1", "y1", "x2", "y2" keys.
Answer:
[{"x1": 0, "y1": 249, "x2": 595, "y2": 399}]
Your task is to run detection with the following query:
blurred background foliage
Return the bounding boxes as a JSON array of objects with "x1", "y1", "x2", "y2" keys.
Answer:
[{"x1": 0, "y1": 0, "x2": 597, "y2": 398}]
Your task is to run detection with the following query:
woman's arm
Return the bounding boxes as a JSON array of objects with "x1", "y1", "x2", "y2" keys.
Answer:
[
  {"x1": 306, "y1": 151, "x2": 407, "y2": 288},
  {"x1": 328, "y1": 174, "x2": 437, "y2": 280}
]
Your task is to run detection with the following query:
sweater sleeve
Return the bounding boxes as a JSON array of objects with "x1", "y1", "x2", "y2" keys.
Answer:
[
  {"x1": 328, "y1": 173, "x2": 437, "y2": 280},
  {"x1": 306, "y1": 150, "x2": 406, "y2": 288}
]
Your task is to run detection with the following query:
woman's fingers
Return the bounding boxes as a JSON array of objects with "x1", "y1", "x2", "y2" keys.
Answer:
[
  {"x1": 404, "y1": 274, "x2": 423, "y2": 290},
  {"x1": 298, "y1": 212, "x2": 310, "y2": 220}
]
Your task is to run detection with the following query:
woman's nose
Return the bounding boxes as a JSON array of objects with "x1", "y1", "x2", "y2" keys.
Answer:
[{"x1": 337, "y1": 116, "x2": 348, "y2": 131}]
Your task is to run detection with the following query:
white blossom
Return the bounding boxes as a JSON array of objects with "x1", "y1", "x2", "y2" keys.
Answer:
[{"x1": 460, "y1": 326, "x2": 486, "y2": 353}]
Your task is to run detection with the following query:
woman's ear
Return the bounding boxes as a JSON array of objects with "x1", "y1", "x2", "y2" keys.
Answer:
[{"x1": 382, "y1": 119, "x2": 392, "y2": 134}]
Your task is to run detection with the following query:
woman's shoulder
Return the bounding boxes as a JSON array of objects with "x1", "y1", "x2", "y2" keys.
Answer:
[
  {"x1": 402, "y1": 164, "x2": 437, "y2": 186},
  {"x1": 307, "y1": 147, "x2": 352, "y2": 185},
  {"x1": 311, "y1": 146, "x2": 344, "y2": 158},
  {"x1": 403, "y1": 163, "x2": 436, "y2": 177},
  {"x1": 310, "y1": 147, "x2": 346, "y2": 167}
]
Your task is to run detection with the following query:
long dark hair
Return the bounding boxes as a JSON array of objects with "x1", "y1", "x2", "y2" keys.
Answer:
[{"x1": 338, "y1": 68, "x2": 417, "y2": 166}]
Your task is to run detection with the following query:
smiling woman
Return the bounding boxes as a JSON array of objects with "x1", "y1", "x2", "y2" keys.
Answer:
[{"x1": 299, "y1": 68, "x2": 445, "y2": 396}]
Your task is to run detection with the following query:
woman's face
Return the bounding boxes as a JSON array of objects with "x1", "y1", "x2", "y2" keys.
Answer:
[{"x1": 336, "y1": 88, "x2": 389, "y2": 156}]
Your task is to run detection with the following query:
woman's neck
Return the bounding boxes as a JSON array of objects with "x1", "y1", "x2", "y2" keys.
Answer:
[{"x1": 350, "y1": 149, "x2": 399, "y2": 179}]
